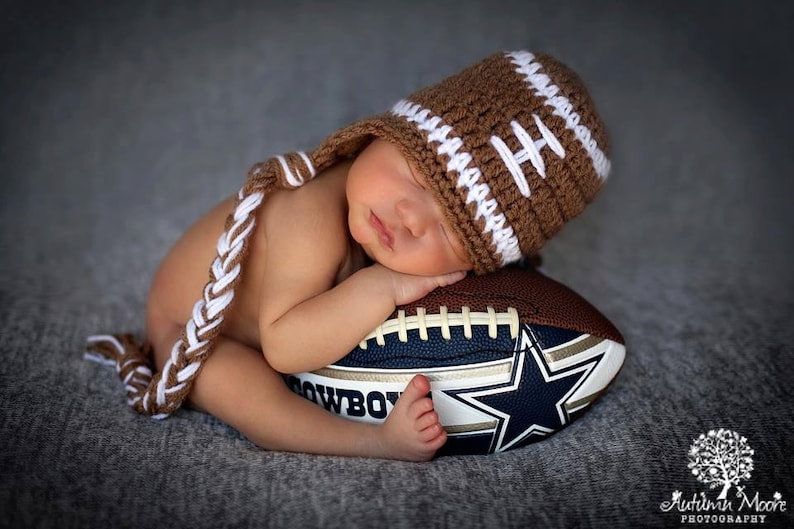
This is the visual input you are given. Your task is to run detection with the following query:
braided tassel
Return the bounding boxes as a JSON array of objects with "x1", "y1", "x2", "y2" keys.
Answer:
[
  {"x1": 86, "y1": 152, "x2": 317, "y2": 418},
  {"x1": 85, "y1": 333, "x2": 154, "y2": 408}
]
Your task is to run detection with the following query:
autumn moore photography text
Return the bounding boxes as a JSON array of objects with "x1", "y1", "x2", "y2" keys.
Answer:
[{"x1": 658, "y1": 429, "x2": 787, "y2": 525}]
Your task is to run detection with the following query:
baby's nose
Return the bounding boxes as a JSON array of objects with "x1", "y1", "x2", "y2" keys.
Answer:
[{"x1": 395, "y1": 198, "x2": 431, "y2": 237}]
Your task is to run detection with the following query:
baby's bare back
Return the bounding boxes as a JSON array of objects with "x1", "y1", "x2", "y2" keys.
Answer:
[
  {"x1": 145, "y1": 195, "x2": 261, "y2": 348},
  {"x1": 145, "y1": 163, "x2": 355, "y2": 354}
]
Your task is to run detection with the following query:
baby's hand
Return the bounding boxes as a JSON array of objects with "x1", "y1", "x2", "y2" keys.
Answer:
[{"x1": 373, "y1": 264, "x2": 466, "y2": 306}]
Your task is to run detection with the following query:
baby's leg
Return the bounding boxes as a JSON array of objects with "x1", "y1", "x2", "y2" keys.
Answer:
[{"x1": 148, "y1": 324, "x2": 445, "y2": 460}]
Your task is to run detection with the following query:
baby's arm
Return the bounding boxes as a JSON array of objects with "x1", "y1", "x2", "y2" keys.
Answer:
[
  {"x1": 261, "y1": 262, "x2": 464, "y2": 373},
  {"x1": 255, "y1": 185, "x2": 464, "y2": 374}
]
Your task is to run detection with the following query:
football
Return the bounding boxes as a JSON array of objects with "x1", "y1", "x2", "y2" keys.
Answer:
[{"x1": 285, "y1": 266, "x2": 625, "y2": 455}]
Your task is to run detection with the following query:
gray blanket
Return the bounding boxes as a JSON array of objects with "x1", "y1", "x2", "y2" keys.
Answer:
[{"x1": 1, "y1": 1, "x2": 792, "y2": 527}]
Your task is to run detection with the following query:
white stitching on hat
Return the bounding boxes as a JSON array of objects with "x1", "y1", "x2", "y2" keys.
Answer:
[
  {"x1": 507, "y1": 51, "x2": 611, "y2": 180},
  {"x1": 490, "y1": 116, "x2": 565, "y2": 197},
  {"x1": 391, "y1": 99, "x2": 522, "y2": 266}
]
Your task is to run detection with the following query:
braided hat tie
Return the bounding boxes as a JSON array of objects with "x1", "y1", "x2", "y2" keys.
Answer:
[
  {"x1": 86, "y1": 153, "x2": 317, "y2": 417},
  {"x1": 86, "y1": 50, "x2": 610, "y2": 417}
]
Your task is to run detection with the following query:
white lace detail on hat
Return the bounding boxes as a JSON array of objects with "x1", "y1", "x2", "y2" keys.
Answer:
[
  {"x1": 391, "y1": 99, "x2": 522, "y2": 266},
  {"x1": 507, "y1": 50, "x2": 611, "y2": 181},
  {"x1": 490, "y1": 116, "x2": 566, "y2": 198}
]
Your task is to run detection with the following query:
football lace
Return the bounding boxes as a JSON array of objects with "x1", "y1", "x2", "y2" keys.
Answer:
[{"x1": 359, "y1": 306, "x2": 520, "y2": 349}]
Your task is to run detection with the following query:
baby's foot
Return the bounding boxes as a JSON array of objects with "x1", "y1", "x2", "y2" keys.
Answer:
[{"x1": 372, "y1": 374, "x2": 447, "y2": 461}]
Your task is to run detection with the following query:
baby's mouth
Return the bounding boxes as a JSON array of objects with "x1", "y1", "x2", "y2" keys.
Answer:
[{"x1": 369, "y1": 211, "x2": 394, "y2": 250}]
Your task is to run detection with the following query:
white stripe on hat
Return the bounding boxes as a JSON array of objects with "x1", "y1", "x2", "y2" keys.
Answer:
[
  {"x1": 391, "y1": 99, "x2": 523, "y2": 266},
  {"x1": 506, "y1": 51, "x2": 611, "y2": 180},
  {"x1": 276, "y1": 151, "x2": 315, "y2": 187},
  {"x1": 297, "y1": 151, "x2": 317, "y2": 178},
  {"x1": 276, "y1": 155, "x2": 302, "y2": 187}
]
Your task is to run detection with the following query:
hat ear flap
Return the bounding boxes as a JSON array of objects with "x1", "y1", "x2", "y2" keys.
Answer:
[{"x1": 311, "y1": 125, "x2": 381, "y2": 173}]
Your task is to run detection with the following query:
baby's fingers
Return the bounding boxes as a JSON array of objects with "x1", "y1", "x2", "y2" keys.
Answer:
[{"x1": 435, "y1": 270, "x2": 467, "y2": 287}]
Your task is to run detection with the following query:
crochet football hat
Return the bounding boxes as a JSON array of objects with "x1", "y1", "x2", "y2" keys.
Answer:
[
  {"x1": 86, "y1": 50, "x2": 612, "y2": 418},
  {"x1": 249, "y1": 50, "x2": 611, "y2": 274}
]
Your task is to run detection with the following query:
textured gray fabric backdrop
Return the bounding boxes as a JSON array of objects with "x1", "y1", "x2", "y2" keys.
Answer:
[{"x1": 1, "y1": 1, "x2": 792, "y2": 528}]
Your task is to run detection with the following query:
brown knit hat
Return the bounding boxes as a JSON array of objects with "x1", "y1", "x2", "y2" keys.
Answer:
[
  {"x1": 86, "y1": 50, "x2": 612, "y2": 418},
  {"x1": 296, "y1": 50, "x2": 611, "y2": 274}
]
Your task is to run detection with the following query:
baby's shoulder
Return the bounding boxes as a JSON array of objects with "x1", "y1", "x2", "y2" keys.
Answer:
[
  {"x1": 258, "y1": 161, "x2": 351, "y2": 252},
  {"x1": 264, "y1": 160, "x2": 349, "y2": 215}
]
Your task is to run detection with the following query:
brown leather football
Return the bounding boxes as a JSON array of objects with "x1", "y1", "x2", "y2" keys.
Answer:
[{"x1": 287, "y1": 265, "x2": 625, "y2": 455}]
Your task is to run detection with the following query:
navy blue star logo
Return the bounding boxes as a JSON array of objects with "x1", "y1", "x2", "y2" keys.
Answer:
[{"x1": 444, "y1": 325, "x2": 602, "y2": 453}]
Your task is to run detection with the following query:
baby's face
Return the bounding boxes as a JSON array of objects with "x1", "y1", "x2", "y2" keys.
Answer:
[{"x1": 346, "y1": 139, "x2": 472, "y2": 276}]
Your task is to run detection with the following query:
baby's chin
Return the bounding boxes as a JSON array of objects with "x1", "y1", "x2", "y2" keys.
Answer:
[{"x1": 354, "y1": 238, "x2": 461, "y2": 277}]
